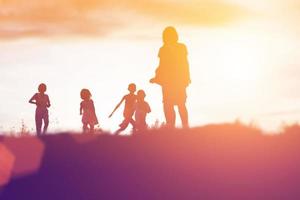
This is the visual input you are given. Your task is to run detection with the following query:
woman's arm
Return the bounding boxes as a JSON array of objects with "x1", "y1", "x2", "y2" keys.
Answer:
[{"x1": 150, "y1": 47, "x2": 163, "y2": 84}]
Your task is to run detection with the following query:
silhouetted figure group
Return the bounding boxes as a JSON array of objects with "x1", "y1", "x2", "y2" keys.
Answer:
[
  {"x1": 108, "y1": 83, "x2": 151, "y2": 134},
  {"x1": 29, "y1": 26, "x2": 190, "y2": 135}
]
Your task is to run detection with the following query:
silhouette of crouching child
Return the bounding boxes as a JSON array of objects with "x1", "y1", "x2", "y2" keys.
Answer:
[
  {"x1": 109, "y1": 83, "x2": 137, "y2": 135},
  {"x1": 29, "y1": 83, "x2": 51, "y2": 136},
  {"x1": 135, "y1": 90, "x2": 151, "y2": 132},
  {"x1": 80, "y1": 89, "x2": 99, "y2": 133}
]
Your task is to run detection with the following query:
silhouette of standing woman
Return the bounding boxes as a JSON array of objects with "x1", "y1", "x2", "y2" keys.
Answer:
[{"x1": 150, "y1": 27, "x2": 191, "y2": 128}]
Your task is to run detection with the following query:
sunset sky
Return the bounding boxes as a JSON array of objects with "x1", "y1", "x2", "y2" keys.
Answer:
[{"x1": 1, "y1": 0, "x2": 300, "y2": 133}]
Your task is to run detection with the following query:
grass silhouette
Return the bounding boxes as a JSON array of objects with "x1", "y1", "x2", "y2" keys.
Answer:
[{"x1": 1, "y1": 123, "x2": 300, "y2": 199}]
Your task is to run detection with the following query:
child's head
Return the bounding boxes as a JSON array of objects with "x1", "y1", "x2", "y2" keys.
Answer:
[
  {"x1": 163, "y1": 26, "x2": 178, "y2": 44},
  {"x1": 38, "y1": 83, "x2": 47, "y2": 93},
  {"x1": 128, "y1": 83, "x2": 136, "y2": 93},
  {"x1": 80, "y1": 89, "x2": 92, "y2": 100},
  {"x1": 137, "y1": 90, "x2": 146, "y2": 101}
]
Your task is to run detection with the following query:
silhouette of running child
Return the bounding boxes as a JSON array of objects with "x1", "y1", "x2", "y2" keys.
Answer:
[
  {"x1": 135, "y1": 90, "x2": 151, "y2": 132},
  {"x1": 80, "y1": 89, "x2": 99, "y2": 133},
  {"x1": 29, "y1": 83, "x2": 51, "y2": 136},
  {"x1": 109, "y1": 83, "x2": 137, "y2": 134}
]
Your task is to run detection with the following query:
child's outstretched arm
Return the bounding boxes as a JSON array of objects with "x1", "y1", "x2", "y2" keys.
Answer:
[
  {"x1": 28, "y1": 94, "x2": 37, "y2": 105},
  {"x1": 108, "y1": 96, "x2": 125, "y2": 118}
]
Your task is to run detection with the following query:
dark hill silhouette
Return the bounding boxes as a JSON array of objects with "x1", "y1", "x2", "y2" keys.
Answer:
[{"x1": 1, "y1": 124, "x2": 300, "y2": 200}]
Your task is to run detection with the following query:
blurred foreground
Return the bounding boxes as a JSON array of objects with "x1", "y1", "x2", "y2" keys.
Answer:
[{"x1": 1, "y1": 123, "x2": 300, "y2": 199}]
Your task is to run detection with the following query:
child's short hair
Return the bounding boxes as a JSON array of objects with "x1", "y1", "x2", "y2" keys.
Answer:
[
  {"x1": 128, "y1": 83, "x2": 136, "y2": 93},
  {"x1": 38, "y1": 83, "x2": 47, "y2": 93},
  {"x1": 137, "y1": 90, "x2": 146, "y2": 99},
  {"x1": 80, "y1": 89, "x2": 92, "y2": 100}
]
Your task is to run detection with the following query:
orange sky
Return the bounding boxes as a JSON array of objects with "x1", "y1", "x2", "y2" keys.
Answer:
[
  {"x1": 1, "y1": 0, "x2": 300, "y2": 40},
  {"x1": 0, "y1": 0, "x2": 250, "y2": 38}
]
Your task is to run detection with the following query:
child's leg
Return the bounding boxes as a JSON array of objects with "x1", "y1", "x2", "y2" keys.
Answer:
[
  {"x1": 135, "y1": 119, "x2": 147, "y2": 132},
  {"x1": 119, "y1": 118, "x2": 130, "y2": 130},
  {"x1": 135, "y1": 118, "x2": 140, "y2": 132},
  {"x1": 89, "y1": 124, "x2": 94, "y2": 133},
  {"x1": 140, "y1": 120, "x2": 147, "y2": 131},
  {"x1": 35, "y1": 112, "x2": 42, "y2": 136},
  {"x1": 43, "y1": 112, "x2": 49, "y2": 134},
  {"x1": 115, "y1": 118, "x2": 130, "y2": 134},
  {"x1": 130, "y1": 118, "x2": 135, "y2": 127},
  {"x1": 142, "y1": 115, "x2": 148, "y2": 130},
  {"x1": 129, "y1": 118, "x2": 136, "y2": 132},
  {"x1": 83, "y1": 123, "x2": 88, "y2": 133}
]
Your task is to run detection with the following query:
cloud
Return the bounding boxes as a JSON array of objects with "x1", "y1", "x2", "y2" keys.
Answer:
[
  {"x1": 130, "y1": 1, "x2": 249, "y2": 26},
  {"x1": 0, "y1": 0, "x2": 120, "y2": 39},
  {"x1": 0, "y1": 0, "x2": 250, "y2": 39}
]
